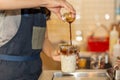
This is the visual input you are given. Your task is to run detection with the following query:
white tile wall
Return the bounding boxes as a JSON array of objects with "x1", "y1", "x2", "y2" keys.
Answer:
[{"x1": 47, "y1": 0, "x2": 115, "y2": 43}]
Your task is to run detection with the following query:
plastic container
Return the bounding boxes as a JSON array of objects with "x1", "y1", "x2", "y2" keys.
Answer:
[
  {"x1": 88, "y1": 36, "x2": 109, "y2": 52},
  {"x1": 109, "y1": 26, "x2": 119, "y2": 54},
  {"x1": 112, "y1": 39, "x2": 120, "y2": 65},
  {"x1": 87, "y1": 25, "x2": 109, "y2": 52}
]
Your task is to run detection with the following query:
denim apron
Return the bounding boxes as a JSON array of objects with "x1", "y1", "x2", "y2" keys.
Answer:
[{"x1": 0, "y1": 8, "x2": 46, "y2": 80}]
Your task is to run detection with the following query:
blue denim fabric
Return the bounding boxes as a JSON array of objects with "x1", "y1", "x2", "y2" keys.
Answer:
[{"x1": 0, "y1": 8, "x2": 46, "y2": 80}]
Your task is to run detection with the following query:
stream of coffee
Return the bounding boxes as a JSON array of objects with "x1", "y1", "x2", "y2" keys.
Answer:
[
  {"x1": 69, "y1": 23, "x2": 72, "y2": 45},
  {"x1": 64, "y1": 13, "x2": 75, "y2": 45},
  {"x1": 63, "y1": 12, "x2": 75, "y2": 45}
]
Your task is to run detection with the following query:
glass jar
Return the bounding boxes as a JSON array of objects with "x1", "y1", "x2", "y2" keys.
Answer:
[
  {"x1": 78, "y1": 57, "x2": 87, "y2": 69},
  {"x1": 60, "y1": 45, "x2": 77, "y2": 73}
]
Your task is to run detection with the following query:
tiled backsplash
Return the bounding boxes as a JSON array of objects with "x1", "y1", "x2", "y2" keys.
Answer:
[{"x1": 47, "y1": 0, "x2": 115, "y2": 44}]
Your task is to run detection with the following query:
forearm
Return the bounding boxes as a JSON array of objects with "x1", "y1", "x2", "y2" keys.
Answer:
[
  {"x1": 0, "y1": 0, "x2": 76, "y2": 22},
  {"x1": 42, "y1": 37, "x2": 54, "y2": 57},
  {"x1": 42, "y1": 35, "x2": 61, "y2": 62},
  {"x1": 0, "y1": 0, "x2": 49, "y2": 10}
]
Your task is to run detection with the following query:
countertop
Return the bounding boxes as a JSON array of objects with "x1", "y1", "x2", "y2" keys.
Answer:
[
  {"x1": 38, "y1": 70, "x2": 56, "y2": 80},
  {"x1": 38, "y1": 69, "x2": 111, "y2": 80}
]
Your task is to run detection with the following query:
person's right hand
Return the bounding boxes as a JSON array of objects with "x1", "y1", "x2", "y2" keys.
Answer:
[
  {"x1": 41, "y1": 0, "x2": 76, "y2": 20},
  {"x1": 52, "y1": 49, "x2": 61, "y2": 62}
]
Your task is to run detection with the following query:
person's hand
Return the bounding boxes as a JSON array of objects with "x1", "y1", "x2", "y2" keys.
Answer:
[
  {"x1": 41, "y1": 0, "x2": 76, "y2": 20},
  {"x1": 52, "y1": 49, "x2": 61, "y2": 62}
]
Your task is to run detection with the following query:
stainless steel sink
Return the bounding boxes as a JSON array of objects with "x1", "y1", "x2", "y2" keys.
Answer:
[{"x1": 52, "y1": 70, "x2": 112, "y2": 80}]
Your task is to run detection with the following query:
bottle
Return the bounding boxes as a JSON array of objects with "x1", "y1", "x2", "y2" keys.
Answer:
[
  {"x1": 109, "y1": 26, "x2": 119, "y2": 55},
  {"x1": 112, "y1": 39, "x2": 120, "y2": 66},
  {"x1": 104, "y1": 53, "x2": 112, "y2": 69}
]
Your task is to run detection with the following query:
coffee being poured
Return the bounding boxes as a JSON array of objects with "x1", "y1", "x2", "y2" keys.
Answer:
[
  {"x1": 62, "y1": 12, "x2": 75, "y2": 45},
  {"x1": 60, "y1": 14, "x2": 79, "y2": 73}
]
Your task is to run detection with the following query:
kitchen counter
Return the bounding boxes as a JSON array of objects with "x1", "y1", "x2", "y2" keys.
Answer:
[
  {"x1": 38, "y1": 69, "x2": 112, "y2": 80},
  {"x1": 38, "y1": 70, "x2": 55, "y2": 80}
]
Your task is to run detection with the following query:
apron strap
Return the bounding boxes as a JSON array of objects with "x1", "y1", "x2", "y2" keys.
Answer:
[{"x1": 0, "y1": 53, "x2": 40, "y2": 61}]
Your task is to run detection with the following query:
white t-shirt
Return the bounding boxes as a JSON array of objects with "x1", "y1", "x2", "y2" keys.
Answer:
[{"x1": 0, "y1": 10, "x2": 21, "y2": 47}]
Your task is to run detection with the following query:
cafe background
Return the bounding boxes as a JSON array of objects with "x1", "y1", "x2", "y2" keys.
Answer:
[{"x1": 40, "y1": 0, "x2": 120, "y2": 70}]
